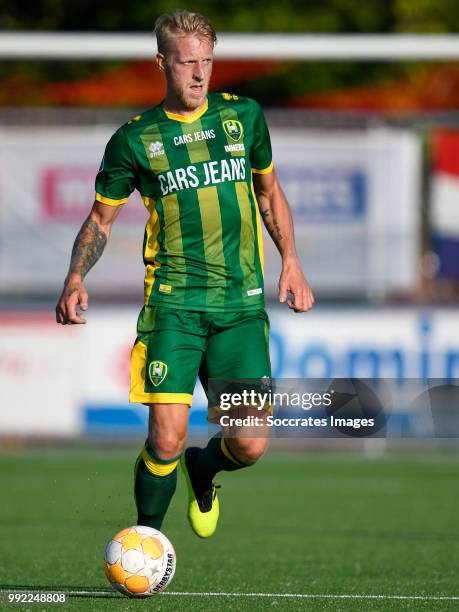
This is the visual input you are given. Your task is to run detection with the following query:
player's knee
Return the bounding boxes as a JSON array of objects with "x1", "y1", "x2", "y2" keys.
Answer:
[
  {"x1": 149, "y1": 433, "x2": 185, "y2": 460},
  {"x1": 230, "y1": 438, "x2": 268, "y2": 465},
  {"x1": 242, "y1": 445, "x2": 267, "y2": 465}
]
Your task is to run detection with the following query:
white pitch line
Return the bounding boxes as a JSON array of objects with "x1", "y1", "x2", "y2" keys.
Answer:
[
  {"x1": 163, "y1": 592, "x2": 459, "y2": 601},
  {"x1": 61, "y1": 590, "x2": 459, "y2": 601},
  {"x1": 3, "y1": 589, "x2": 459, "y2": 602}
]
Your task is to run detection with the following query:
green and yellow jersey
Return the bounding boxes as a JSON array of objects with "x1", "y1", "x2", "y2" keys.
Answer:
[{"x1": 95, "y1": 92, "x2": 273, "y2": 311}]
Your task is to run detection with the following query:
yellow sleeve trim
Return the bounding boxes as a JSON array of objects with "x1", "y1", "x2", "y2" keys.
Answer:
[
  {"x1": 95, "y1": 192, "x2": 129, "y2": 206},
  {"x1": 252, "y1": 161, "x2": 274, "y2": 175},
  {"x1": 129, "y1": 391, "x2": 193, "y2": 406}
]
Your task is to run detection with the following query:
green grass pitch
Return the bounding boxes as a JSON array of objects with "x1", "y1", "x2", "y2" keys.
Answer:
[{"x1": 0, "y1": 447, "x2": 458, "y2": 611}]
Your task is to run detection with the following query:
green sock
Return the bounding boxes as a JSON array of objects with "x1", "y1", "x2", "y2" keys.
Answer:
[
  {"x1": 134, "y1": 444, "x2": 179, "y2": 529},
  {"x1": 193, "y1": 435, "x2": 246, "y2": 485}
]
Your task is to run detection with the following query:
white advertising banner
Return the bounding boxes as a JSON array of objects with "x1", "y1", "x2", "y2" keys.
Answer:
[
  {"x1": 269, "y1": 128, "x2": 421, "y2": 299},
  {"x1": 0, "y1": 127, "x2": 147, "y2": 299},
  {"x1": 0, "y1": 313, "x2": 83, "y2": 435},
  {"x1": 0, "y1": 126, "x2": 421, "y2": 299},
  {"x1": 0, "y1": 307, "x2": 457, "y2": 437}
]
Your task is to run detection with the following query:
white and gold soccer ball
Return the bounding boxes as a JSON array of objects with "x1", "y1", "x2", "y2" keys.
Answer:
[{"x1": 104, "y1": 525, "x2": 176, "y2": 597}]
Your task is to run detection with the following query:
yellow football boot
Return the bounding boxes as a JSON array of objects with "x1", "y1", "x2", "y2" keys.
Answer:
[{"x1": 181, "y1": 447, "x2": 220, "y2": 538}]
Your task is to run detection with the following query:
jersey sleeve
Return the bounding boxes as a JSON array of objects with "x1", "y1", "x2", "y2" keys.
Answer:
[
  {"x1": 250, "y1": 100, "x2": 273, "y2": 175},
  {"x1": 95, "y1": 127, "x2": 136, "y2": 206}
]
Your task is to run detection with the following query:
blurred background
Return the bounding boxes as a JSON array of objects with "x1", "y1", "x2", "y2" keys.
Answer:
[{"x1": 1, "y1": 0, "x2": 459, "y2": 445}]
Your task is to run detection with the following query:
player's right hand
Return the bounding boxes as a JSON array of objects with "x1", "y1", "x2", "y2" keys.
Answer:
[{"x1": 55, "y1": 276, "x2": 89, "y2": 324}]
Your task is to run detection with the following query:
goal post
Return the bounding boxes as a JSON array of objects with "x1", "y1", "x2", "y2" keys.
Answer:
[{"x1": 1, "y1": 32, "x2": 459, "y2": 60}]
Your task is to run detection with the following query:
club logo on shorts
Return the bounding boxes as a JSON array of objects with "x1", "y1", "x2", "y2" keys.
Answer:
[
  {"x1": 223, "y1": 120, "x2": 244, "y2": 142},
  {"x1": 149, "y1": 361, "x2": 168, "y2": 386}
]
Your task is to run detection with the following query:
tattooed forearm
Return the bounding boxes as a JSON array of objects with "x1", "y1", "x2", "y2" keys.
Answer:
[
  {"x1": 254, "y1": 174, "x2": 298, "y2": 260},
  {"x1": 259, "y1": 202, "x2": 283, "y2": 244},
  {"x1": 67, "y1": 218, "x2": 108, "y2": 280},
  {"x1": 265, "y1": 218, "x2": 284, "y2": 246}
]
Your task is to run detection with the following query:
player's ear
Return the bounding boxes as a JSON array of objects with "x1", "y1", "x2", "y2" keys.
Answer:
[{"x1": 156, "y1": 53, "x2": 166, "y2": 72}]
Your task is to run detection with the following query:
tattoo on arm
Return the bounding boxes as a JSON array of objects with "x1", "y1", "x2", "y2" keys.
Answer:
[
  {"x1": 265, "y1": 218, "x2": 284, "y2": 245},
  {"x1": 256, "y1": 189, "x2": 284, "y2": 246},
  {"x1": 67, "y1": 218, "x2": 107, "y2": 279}
]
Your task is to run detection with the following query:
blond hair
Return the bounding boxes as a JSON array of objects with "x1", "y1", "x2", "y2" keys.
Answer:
[{"x1": 154, "y1": 9, "x2": 217, "y2": 54}]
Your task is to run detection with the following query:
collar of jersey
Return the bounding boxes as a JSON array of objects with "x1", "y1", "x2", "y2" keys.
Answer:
[{"x1": 162, "y1": 99, "x2": 209, "y2": 123}]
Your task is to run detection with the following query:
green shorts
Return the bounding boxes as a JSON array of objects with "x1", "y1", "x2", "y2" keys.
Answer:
[{"x1": 129, "y1": 306, "x2": 271, "y2": 405}]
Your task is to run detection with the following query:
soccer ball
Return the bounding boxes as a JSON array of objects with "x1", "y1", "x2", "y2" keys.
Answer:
[{"x1": 104, "y1": 525, "x2": 176, "y2": 597}]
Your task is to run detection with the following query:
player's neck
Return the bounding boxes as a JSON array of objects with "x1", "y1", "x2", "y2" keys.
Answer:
[{"x1": 162, "y1": 95, "x2": 208, "y2": 118}]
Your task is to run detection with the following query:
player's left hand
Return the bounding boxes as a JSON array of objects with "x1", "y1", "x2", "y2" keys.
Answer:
[{"x1": 278, "y1": 257, "x2": 314, "y2": 313}]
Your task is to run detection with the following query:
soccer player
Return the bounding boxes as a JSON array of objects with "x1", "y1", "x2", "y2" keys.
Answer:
[{"x1": 55, "y1": 10, "x2": 314, "y2": 538}]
